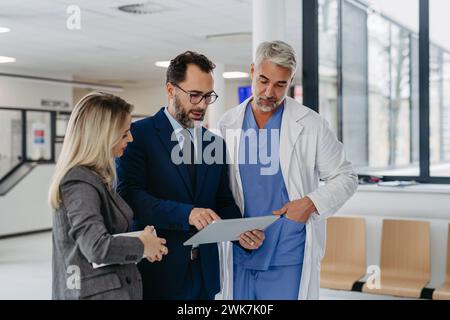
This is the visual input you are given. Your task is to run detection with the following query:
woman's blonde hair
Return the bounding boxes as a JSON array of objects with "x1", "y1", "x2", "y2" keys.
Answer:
[{"x1": 48, "y1": 92, "x2": 133, "y2": 209}]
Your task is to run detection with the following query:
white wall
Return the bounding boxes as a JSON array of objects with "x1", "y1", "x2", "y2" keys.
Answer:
[
  {"x1": 74, "y1": 79, "x2": 251, "y2": 119},
  {"x1": 0, "y1": 75, "x2": 72, "y2": 235},
  {"x1": 74, "y1": 84, "x2": 165, "y2": 117},
  {"x1": 0, "y1": 76, "x2": 73, "y2": 111},
  {"x1": 73, "y1": 83, "x2": 166, "y2": 116},
  {"x1": 120, "y1": 84, "x2": 166, "y2": 116},
  {"x1": 224, "y1": 79, "x2": 252, "y2": 111},
  {"x1": 0, "y1": 164, "x2": 54, "y2": 236}
]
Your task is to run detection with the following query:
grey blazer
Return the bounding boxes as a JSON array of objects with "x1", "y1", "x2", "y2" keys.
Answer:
[{"x1": 52, "y1": 166, "x2": 144, "y2": 300}]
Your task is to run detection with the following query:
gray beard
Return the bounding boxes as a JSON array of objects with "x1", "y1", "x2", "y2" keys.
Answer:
[
  {"x1": 255, "y1": 99, "x2": 278, "y2": 112},
  {"x1": 254, "y1": 94, "x2": 286, "y2": 113},
  {"x1": 174, "y1": 104, "x2": 194, "y2": 128},
  {"x1": 256, "y1": 103, "x2": 277, "y2": 113}
]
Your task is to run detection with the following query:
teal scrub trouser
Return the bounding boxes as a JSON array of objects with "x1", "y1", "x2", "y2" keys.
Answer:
[{"x1": 233, "y1": 264, "x2": 302, "y2": 300}]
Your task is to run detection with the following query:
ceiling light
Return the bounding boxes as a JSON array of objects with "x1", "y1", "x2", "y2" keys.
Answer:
[
  {"x1": 222, "y1": 72, "x2": 249, "y2": 79},
  {"x1": 0, "y1": 27, "x2": 10, "y2": 33},
  {"x1": 206, "y1": 32, "x2": 252, "y2": 42},
  {"x1": 155, "y1": 61, "x2": 170, "y2": 68},
  {"x1": 118, "y1": 2, "x2": 167, "y2": 15},
  {"x1": 0, "y1": 56, "x2": 15, "y2": 63}
]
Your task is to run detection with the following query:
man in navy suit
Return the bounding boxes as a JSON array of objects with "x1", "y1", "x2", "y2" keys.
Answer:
[{"x1": 116, "y1": 51, "x2": 265, "y2": 300}]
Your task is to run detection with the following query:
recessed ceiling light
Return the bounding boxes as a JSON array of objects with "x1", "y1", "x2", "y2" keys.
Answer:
[
  {"x1": 222, "y1": 72, "x2": 249, "y2": 79},
  {"x1": 0, "y1": 27, "x2": 11, "y2": 33},
  {"x1": 206, "y1": 32, "x2": 252, "y2": 42},
  {"x1": 0, "y1": 56, "x2": 16, "y2": 63},
  {"x1": 118, "y1": 3, "x2": 167, "y2": 15},
  {"x1": 155, "y1": 61, "x2": 170, "y2": 68}
]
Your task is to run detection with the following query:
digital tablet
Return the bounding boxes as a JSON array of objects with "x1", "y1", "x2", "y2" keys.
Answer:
[{"x1": 183, "y1": 215, "x2": 279, "y2": 246}]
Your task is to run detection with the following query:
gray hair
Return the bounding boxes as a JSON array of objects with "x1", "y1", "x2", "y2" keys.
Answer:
[{"x1": 254, "y1": 40, "x2": 297, "y2": 74}]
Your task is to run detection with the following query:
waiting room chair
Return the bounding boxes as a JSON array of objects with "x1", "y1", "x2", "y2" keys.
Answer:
[
  {"x1": 320, "y1": 216, "x2": 366, "y2": 291},
  {"x1": 433, "y1": 224, "x2": 450, "y2": 300},
  {"x1": 362, "y1": 219, "x2": 430, "y2": 298}
]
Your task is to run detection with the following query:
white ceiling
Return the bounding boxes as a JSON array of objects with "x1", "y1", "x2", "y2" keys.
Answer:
[
  {"x1": 0, "y1": 0, "x2": 305, "y2": 86},
  {"x1": 1, "y1": 0, "x2": 446, "y2": 87},
  {"x1": 0, "y1": 0, "x2": 262, "y2": 85}
]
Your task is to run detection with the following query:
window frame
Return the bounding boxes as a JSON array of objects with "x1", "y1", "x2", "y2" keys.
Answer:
[{"x1": 303, "y1": 0, "x2": 450, "y2": 183}]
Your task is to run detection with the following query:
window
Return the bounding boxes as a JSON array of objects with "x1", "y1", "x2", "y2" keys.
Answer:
[
  {"x1": 316, "y1": 0, "x2": 440, "y2": 180},
  {"x1": 318, "y1": 0, "x2": 339, "y2": 135},
  {"x1": 430, "y1": 0, "x2": 450, "y2": 177},
  {"x1": 0, "y1": 110, "x2": 22, "y2": 179}
]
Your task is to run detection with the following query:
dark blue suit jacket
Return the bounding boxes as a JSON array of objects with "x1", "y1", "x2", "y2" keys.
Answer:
[{"x1": 116, "y1": 108, "x2": 241, "y2": 299}]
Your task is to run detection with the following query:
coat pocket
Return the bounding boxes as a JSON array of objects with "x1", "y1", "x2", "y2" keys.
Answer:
[{"x1": 79, "y1": 271, "x2": 122, "y2": 299}]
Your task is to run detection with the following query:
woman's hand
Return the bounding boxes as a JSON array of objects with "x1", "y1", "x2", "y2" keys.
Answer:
[{"x1": 138, "y1": 226, "x2": 168, "y2": 263}]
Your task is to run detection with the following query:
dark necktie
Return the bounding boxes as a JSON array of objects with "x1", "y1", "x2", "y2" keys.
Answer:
[{"x1": 185, "y1": 137, "x2": 196, "y2": 191}]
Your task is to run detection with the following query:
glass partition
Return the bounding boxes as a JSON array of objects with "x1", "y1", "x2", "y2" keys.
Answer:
[
  {"x1": 430, "y1": 0, "x2": 450, "y2": 177},
  {"x1": 0, "y1": 110, "x2": 23, "y2": 179},
  {"x1": 319, "y1": 0, "x2": 420, "y2": 176}
]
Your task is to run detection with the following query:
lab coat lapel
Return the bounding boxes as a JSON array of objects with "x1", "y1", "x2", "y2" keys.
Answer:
[
  {"x1": 279, "y1": 97, "x2": 309, "y2": 199},
  {"x1": 220, "y1": 98, "x2": 248, "y2": 214}
]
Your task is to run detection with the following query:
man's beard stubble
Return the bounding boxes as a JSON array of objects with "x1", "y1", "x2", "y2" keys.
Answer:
[
  {"x1": 173, "y1": 95, "x2": 205, "y2": 128},
  {"x1": 252, "y1": 85, "x2": 285, "y2": 113}
]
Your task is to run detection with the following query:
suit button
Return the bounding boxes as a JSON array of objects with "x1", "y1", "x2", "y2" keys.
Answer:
[{"x1": 126, "y1": 277, "x2": 132, "y2": 285}]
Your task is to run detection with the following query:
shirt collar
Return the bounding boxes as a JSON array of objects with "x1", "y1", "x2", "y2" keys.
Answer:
[{"x1": 164, "y1": 107, "x2": 195, "y2": 134}]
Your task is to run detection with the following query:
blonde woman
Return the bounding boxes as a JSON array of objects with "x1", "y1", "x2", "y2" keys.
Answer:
[{"x1": 49, "y1": 92, "x2": 167, "y2": 300}]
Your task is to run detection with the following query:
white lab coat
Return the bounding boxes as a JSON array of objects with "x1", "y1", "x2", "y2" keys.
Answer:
[{"x1": 216, "y1": 96, "x2": 358, "y2": 300}]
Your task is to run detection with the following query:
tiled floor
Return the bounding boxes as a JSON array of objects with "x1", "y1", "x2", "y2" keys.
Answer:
[
  {"x1": 0, "y1": 232, "x2": 51, "y2": 300},
  {"x1": 0, "y1": 232, "x2": 411, "y2": 300}
]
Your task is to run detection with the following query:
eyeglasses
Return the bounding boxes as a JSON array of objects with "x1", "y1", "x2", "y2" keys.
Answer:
[{"x1": 172, "y1": 83, "x2": 219, "y2": 105}]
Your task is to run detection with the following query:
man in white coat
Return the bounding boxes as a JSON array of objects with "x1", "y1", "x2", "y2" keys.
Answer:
[{"x1": 217, "y1": 40, "x2": 358, "y2": 300}]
